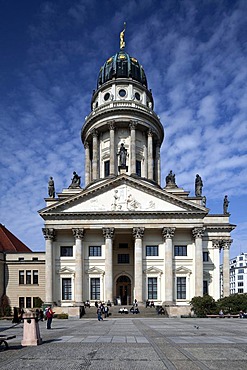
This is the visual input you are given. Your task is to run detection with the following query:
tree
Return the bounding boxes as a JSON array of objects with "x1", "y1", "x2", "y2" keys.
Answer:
[
  {"x1": 33, "y1": 297, "x2": 44, "y2": 308},
  {"x1": 0, "y1": 294, "x2": 12, "y2": 316},
  {"x1": 217, "y1": 294, "x2": 247, "y2": 314},
  {"x1": 190, "y1": 295, "x2": 217, "y2": 317}
]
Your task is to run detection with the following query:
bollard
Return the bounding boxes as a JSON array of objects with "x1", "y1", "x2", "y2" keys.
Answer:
[{"x1": 21, "y1": 310, "x2": 42, "y2": 346}]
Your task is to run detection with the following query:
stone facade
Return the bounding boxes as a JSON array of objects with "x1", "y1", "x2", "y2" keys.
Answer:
[{"x1": 39, "y1": 40, "x2": 235, "y2": 314}]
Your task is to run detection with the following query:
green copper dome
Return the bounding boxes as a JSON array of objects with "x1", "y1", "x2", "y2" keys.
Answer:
[{"x1": 97, "y1": 50, "x2": 147, "y2": 88}]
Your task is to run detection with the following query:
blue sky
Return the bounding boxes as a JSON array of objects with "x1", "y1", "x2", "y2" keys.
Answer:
[{"x1": 0, "y1": 0, "x2": 246, "y2": 258}]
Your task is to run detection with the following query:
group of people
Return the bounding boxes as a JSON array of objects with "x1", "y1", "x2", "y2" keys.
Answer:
[
  {"x1": 145, "y1": 299, "x2": 155, "y2": 308},
  {"x1": 95, "y1": 301, "x2": 110, "y2": 321}
]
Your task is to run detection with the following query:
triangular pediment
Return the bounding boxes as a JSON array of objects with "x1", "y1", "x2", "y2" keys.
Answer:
[
  {"x1": 86, "y1": 266, "x2": 105, "y2": 275},
  {"x1": 144, "y1": 266, "x2": 163, "y2": 274},
  {"x1": 58, "y1": 266, "x2": 75, "y2": 275},
  {"x1": 39, "y1": 174, "x2": 207, "y2": 216},
  {"x1": 175, "y1": 266, "x2": 192, "y2": 275}
]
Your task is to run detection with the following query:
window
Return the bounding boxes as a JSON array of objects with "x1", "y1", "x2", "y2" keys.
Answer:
[
  {"x1": 26, "y1": 297, "x2": 31, "y2": 308},
  {"x1": 119, "y1": 89, "x2": 126, "y2": 97},
  {"x1": 148, "y1": 277, "x2": 157, "y2": 299},
  {"x1": 60, "y1": 246, "x2": 73, "y2": 257},
  {"x1": 119, "y1": 243, "x2": 128, "y2": 249},
  {"x1": 136, "y1": 160, "x2": 141, "y2": 176},
  {"x1": 203, "y1": 280, "x2": 208, "y2": 295},
  {"x1": 177, "y1": 277, "x2": 186, "y2": 299},
  {"x1": 26, "y1": 270, "x2": 31, "y2": 284},
  {"x1": 238, "y1": 282, "x2": 244, "y2": 286},
  {"x1": 104, "y1": 160, "x2": 110, "y2": 177},
  {"x1": 104, "y1": 92, "x2": 110, "y2": 101},
  {"x1": 33, "y1": 270, "x2": 39, "y2": 284},
  {"x1": 146, "y1": 245, "x2": 158, "y2": 256},
  {"x1": 135, "y1": 92, "x2": 141, "y2": 100},
  {"x1": 239, "y1": 257, "x2": 243, "y2": 261},
  {"x1": 203, "y1": 252, "x2": 209, "y2": 262},
  {"x1": 90, "y1": 278, "x2": 100, "y2": 300},
  {"x1": 18, "y1": 257, "x2": 24, "y2": 262},
  {"x1": 238, "y1": 269, "x2": 244, "y2": 274},
  {"x1": 238, "y1": 275, "x2": 244, "y2": 280},
  {"x1": 19, "y1": 297, "x2": 24, "y2": 308},
  {"x1": 89, "y1": 246, "x2": 101, "y2": 257},
  {"x1": 174, "y1": 246, "x2": 187, "y2": 256},
  {"x1": 239, "y1": 263, "x2": 243, "y2": 266},
  {"x1": 238, "y1": 289, "x2": 244, "y2": 293},
  {"x1": 19, "y1": 271, "x2": 24, "y2": 285},
  {"x1": 62, "y1": 278, "x2": 72, "y2": 300},
  {"x1": 32, "y1": 257, "x2": 38, "y2": 261},
  {"x1": 118, "y1": 254, "x2": 129, "y2": 263}
]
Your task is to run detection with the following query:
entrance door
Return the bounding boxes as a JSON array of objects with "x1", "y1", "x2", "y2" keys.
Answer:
[{"x1": 116, "y1": 276, "x2": 131, "y2": 305}]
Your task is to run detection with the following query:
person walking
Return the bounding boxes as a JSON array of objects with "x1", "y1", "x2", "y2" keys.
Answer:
[{"x1": 97, "y1": 307, "x2": 103, "y2": 321}]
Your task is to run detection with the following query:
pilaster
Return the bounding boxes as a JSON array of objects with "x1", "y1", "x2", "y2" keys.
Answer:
[
  {"x1": 222, "y1": 239, "x2": 232, "y2": 297},
  {"x1": 192, "y1": 227, "x2": 205, "y2": 297},
  {"x1": 162, "y1": 227, "x2": 175, "y2": 303},
  {"x1": 42, "y1": 228, "x2": 56, "y2": 304},
  {"x1": 129, "y1": 120, "x2": 137, "y2": 174},
  {"x1": 92, "y1": 130, "x2": 99, "y2": 180},
  {"x1": 72, "y1": 228, "x2": 85, "y2": 305},
  {"x1": 147, "y1": 129, "x2": 153, "y2": 180},
  {"x1": 103, "y1": 227, "x2": 115, "y2": 302},
  {"x1": 108, "y1": 121, "x2": 115, "y2": 175},
  {"x1": 133, "y1": 227, "x2": 144, "y2": 302}
]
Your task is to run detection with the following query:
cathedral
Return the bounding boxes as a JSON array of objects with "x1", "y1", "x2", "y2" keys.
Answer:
[{"x1": 39, "y1": 28, "x2": 235, "y2": 316}]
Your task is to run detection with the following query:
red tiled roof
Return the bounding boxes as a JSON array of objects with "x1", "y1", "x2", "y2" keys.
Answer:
[{"x1": 0, "y1": 224, "x2": 32, "y2": 252}]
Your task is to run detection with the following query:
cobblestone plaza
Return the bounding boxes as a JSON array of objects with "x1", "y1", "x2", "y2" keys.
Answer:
[{"x1": 1, "y1": 317, "x2": 247, "y2": 369}]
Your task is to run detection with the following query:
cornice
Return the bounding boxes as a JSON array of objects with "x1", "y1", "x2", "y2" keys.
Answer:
[
  {"x1": 39, "y1": 174, "x2": 207, "y2": 216},
  {"x1": 41, "y1": 210, "x2": 207, "y2": 221},
  {"x1": 206, "y1": 224, "x2": 236, "y2": 232}
]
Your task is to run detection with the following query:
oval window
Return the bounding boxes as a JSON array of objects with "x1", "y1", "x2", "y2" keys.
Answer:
[
  {"x1": 135, "y1": 92, "x2": 140, "y2": 101},
  {"x1": 119, "y1": 89, "x2": 126, "y2": 97},
  {"x1": 104, "y1": 92, "x2": 110, "y2": 101}
]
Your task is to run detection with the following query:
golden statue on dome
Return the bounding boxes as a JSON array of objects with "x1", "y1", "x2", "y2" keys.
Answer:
[{"x1": 120, "y1": 22, "x2": 126, "y2": 49}]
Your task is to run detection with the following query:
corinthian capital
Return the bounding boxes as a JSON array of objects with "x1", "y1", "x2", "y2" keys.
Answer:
[
  {"x1": 129, "y1": 120, "x2": 137, "y2": 130},
  {"x1": 72, "y1": 228, "x2": 85, "y2": 240},
  {"x1": 212, "y1": 240, "x2": 222, "y2": 249},
  {"x1": 42, "y1": 228, "x2": 56, "y2": 241},
  {"x1": 133, "y1": 227, "x2": 145, "y2": 239},
  {"x1": 222, "y1": 239, "x2": 232, "y2": 250},
  {"x1": 192, "y1": 227, "x2": 205, "y2": 239},
  {"x1": 102, "y1": 227, "x2": 115, "y2": 239},
  {"x1": 162, "y1": 227, "x2": 175, "y2": 239},
  {"x1": 108, "y1": 120, "x2": 115, "y2": 130}
]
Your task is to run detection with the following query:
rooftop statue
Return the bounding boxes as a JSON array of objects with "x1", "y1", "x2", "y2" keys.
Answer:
[
  {"x1": 165, "y1": 170, "x2": 177, "y2": 187},
  {"x1": 223, "y1": 195, "x2": 229, "y2": 214},
  {"x1": 120, "y1": 22, "x2": 126, "y2": 50},
  {"x1": 48, "y1": 177, "x2": 55, "y2": 198},
  {"x1": 195, "y1": 174, "x2": 203, "y2": 196},
  {"x1": 69, "y1": 171, "x2": 81, "y2": 189}
]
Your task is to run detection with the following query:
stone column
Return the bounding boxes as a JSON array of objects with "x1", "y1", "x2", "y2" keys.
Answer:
[
  {"x1": 192, "y1": 227, "x2": 205, "y2": 297},
  {"x1": 42, "y1": 228, "x2": 56, "y2": 304},
  {"x1": 147, "y1": 129, "x2": 153, "y2": 180},
  {"x1": 162, "y1": 227, "x2": 176, "y2": 303},
  {"x1": 72, "y1": 228, "x2": 85, "y2": 305},
  {"x1": 108, "y1": 121, "x2": 115, "y2": 175},
  {"x1": 129, "y1": 121, "x2": 137, "y2": 174},
  {"x1": 133, "y1": 227, "x2": 144, "y2": 302},
  {"x1": 84, "y1": 141, "x2": 90, "y2": 186},
  {"x1": 92, "y1": 130, "x2": 99, "y2": 180},
  {"x1": 155, "y1": 142, "x2": 161, "y2": 185},
  {"x1": 223, "y1": 240, "x2": 232, "y2": 297},
  {"x1": 103, "y1": 227, "x2": 115, "y2": 303}
]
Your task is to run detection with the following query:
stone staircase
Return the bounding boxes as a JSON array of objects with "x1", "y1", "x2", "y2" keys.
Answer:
[{"x1": 82, "y1": 305, "x2": 167, "y2": 319}]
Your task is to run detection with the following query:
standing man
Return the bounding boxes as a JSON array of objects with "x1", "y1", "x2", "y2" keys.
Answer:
[{"x1": 46, "y1": 305, "x2": 54, "y2": 329}]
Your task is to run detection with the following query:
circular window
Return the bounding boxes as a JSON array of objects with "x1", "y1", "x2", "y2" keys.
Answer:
[
  {"x1": 104, "y1": 92, "x2": 110, "y2": 101},
  {"x1": 119, "y1": 89, "x2": 126, "y2": 98},
  {"x1": 95, "y1": 102, "x2": 98, "y2": 108},
  {"x1": 135, "y1": 92, "x2": 140, "y2": 101}
]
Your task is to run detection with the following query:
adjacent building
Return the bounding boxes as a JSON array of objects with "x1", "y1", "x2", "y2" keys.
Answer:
[
  {"x1": 0, "y1": 224, "x2": 45, "y2": 310},
  {"x1": 38, "y1": 33, "x2": 235, "y2": 316},
  {"x1": 229, "y1": 253, "x2": 247, "y2": 295}
]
